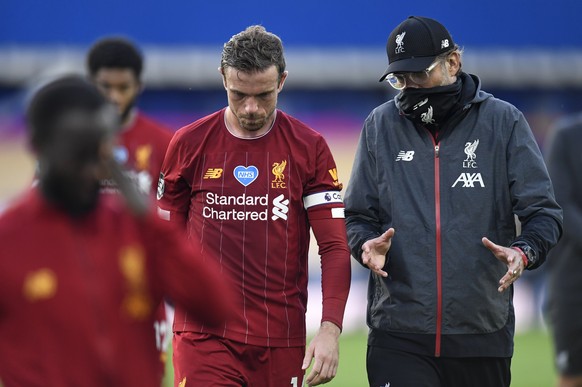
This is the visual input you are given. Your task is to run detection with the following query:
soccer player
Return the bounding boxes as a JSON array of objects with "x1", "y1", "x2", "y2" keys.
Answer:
[
  {"x1": 87, "y1": 36, "x2": 175, "y2": 364},
  {"x1": 344, "y1": 16, "x2": 563, "y2": 387},
  {"x1": 0, "y1": 76, "x2": 231, "y2": 387},
  {"x1": 157, "y1": 25, "x2": 352, "y2": 386}
]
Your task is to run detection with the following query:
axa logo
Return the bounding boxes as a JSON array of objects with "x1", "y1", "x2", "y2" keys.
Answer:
[
  {"x1": 203, "y1": 168, "x2": 223, "y2": 179},
  {"x1": 452, "y1": 173, "x2": 485, "y2": 188},
  {"x1": 463, "y1": 139, "x2": 479, "y2": 168},
  {"x1": 272, "y1": 194, "x2": 289, "y2": 221},
  {"x1": 271, "y1": 160, "x2": 287, "y2": 189},
  {"x1": 395, "y1": 150, "x2": 414, "y2": 161}
]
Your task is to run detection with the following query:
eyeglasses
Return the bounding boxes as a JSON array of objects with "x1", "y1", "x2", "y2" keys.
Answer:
[{"x1": 385, "y1": 60, "x2": 441, "y2": 90}]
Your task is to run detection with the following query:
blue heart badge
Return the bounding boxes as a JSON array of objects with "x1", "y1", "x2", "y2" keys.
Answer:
[{"x1": 233, "y1": 165, "x2": 259, "y2": 186}]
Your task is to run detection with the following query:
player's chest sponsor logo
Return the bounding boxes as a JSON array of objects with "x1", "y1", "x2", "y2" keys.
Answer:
[
  {"x1": 202, "y1": 192, "x2": 291, "y2": 222},
  {"x1": 234, "y1": 165, "x2": 259, "y2": 186},
  {"x1": 271, "y1": 193, "x2": 289, "y2": 220}
]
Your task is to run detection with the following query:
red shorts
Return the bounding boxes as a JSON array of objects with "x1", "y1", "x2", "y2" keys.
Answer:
[{"x1": 173, "y1": 331, "x2": 305, "y2": 387}]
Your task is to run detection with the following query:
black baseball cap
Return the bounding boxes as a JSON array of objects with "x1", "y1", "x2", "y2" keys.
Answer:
[{"x1": 379, "y1": 16, "x2": 455, "y2": 82}]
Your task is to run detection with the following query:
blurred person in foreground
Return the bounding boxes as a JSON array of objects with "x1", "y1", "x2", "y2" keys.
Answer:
[
  {"x1": 87, "y1": 36, "x2": 175, "y2": 365},
  {"x1": 545, "y1": 114, "x2": 582, "y2": 387},
  {"x1": 0, "y1": 76, "x2": 231, "y2": 387},
  {"x1": 157, "y1": 25, "x2": 351, "y2": 386},
  {"x1": 344, "y1": 16, "x2": 563, "y2": 387}
]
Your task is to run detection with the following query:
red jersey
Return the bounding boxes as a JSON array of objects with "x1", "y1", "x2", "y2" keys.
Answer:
[
  {"x1": 0, "y1": 189, "x2": 230, "y2": 387},
  {"x1": 106, "y1": 111, "x2": 173, "y2": 196},
  {"x1": 158, "y1": 108, "x2": 351, "y2": 347}
]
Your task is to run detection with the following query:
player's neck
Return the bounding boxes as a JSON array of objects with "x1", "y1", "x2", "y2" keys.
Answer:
[{"x1": 224, "y1": 107, "x2": 276, "y2": 139}]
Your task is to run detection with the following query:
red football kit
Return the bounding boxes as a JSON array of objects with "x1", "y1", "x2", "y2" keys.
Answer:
[
  {"x1": 105, "y1": 111, "x2": 173, "y2": 197},
  {"x1": 158, "y1": 108, "x2": 351, "y2": 385},
  {"x1": 0, "y1": 189, "x2": 230, "y2": 387}
]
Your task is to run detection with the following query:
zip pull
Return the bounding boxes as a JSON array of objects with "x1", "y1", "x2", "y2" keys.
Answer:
[{"x1": 435, "y1": 145, "x2": 440, "y2": 158}]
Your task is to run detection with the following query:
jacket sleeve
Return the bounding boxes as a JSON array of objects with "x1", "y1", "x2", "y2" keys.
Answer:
[
  {"x1": 507, "y1": 111, "x2": 563, "y2": 269},
  {"x1": 344, "y1": 113, "x2": 385, "y2": 267}
]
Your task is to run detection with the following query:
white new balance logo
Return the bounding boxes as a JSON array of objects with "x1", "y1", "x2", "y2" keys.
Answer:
[
  {"x1": 272, "y1": 194, "x2": 289, "y2": 220},
  {"x1": 395, "y1": 151, "x2": 415, "y2": 161}
]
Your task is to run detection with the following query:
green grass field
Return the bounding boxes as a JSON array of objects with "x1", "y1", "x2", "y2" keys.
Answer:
[{"x1": 163, "y1": 329, "x2": 557, "y2": 386}]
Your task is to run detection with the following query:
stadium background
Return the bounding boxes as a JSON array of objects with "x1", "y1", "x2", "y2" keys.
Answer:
[{"x1": 1, "y1": 1, "x2": 581, "y2": 385}]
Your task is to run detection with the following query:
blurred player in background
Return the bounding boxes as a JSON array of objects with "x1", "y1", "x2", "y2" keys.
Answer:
[
  {"x1": 87, "y1": 36, "x2": 175, "y2": 366},
  {"x1": 87, "y1": 36, "x2": 173, "y2": 198},
  {"x1": 157, "y1": 25, "x2": 351, "y2": 386},
  {"x1": 545, "y1": 114, "x2": 582, "y2": 387},
  {"x1": 0, "y1": 75, "x2": 231, "y2": 387}
]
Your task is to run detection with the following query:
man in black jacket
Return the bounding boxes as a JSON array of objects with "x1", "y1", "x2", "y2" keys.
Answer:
[{"x1": 344, "y1": 15, "x2": 563, "y2": 387}]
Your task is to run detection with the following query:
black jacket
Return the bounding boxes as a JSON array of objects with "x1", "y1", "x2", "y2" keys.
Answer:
[{"x1": 345, "y1": 73, "x2": 562, "y2": 357}]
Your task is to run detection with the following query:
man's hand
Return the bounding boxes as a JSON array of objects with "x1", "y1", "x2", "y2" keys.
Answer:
[
  {"x1": 361, "y1": 228, "x2": 395, "y2": 277},
  {"x1": 482, "y1": 237, "x2": 525, "y2": 293},
  {"x1": 104, "y1": 157, "x2": 149, "y2": 217},
  {"x1": 302, "y1": 321, "x2": 341, "y2": 386}
]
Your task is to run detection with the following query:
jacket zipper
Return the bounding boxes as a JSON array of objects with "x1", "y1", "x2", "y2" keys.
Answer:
[{"x1": 433, "y1": 142, "x2": 442, "y2": 357}]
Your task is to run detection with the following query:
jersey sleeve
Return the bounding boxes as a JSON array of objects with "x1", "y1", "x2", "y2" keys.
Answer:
[
  {"x1": 156, "y1": 131, "x2": 194, "y2": 229},
  {"x1": 304, "y1": 136, "x2": 351, "y2": 329},
  {"x1": 150, "y1": 127, "x2": 174, "y2": 195}
]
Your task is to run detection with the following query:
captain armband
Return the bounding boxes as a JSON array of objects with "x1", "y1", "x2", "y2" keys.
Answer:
[{"x1": 303, "y1": 191, "x2": 345, "y2": 219}]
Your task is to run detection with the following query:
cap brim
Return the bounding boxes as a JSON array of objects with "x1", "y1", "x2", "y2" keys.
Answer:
[{"x1": 378, "y1": 56, "x2": 436, "y2": 82}]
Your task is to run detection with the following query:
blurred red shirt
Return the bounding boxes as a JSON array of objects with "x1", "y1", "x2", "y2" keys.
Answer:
[{"x1": 0, "y1": 188, "x2": 231, "y2": 387}]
